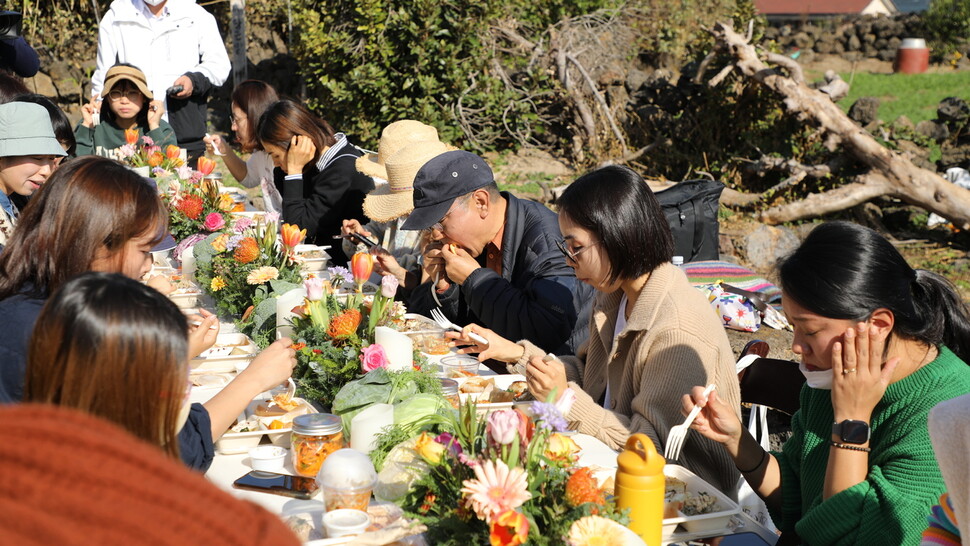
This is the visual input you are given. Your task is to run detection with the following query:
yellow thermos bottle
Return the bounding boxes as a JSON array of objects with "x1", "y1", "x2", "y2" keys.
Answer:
[{"x1": 616, "y1": 433, "x2": 665, "y2": 545}]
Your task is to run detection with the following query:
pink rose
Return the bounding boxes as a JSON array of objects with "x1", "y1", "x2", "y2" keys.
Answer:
[
  {"x1": 487, "y1": 409, "x2": 520, "y2": 446},
  {"x1": 359, "y1": 343, "x2": 389, "y2": 373},
  {"x1": 203, "y1": 212, "x2": 226, "y2": 232}
]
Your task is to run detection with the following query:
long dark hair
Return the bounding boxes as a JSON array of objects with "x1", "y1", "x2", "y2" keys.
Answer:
[
  {"x1": 256, "y1": 100, "x2": 336, "y2": 164},
  {"x1": 232, "y1": 80, "x2": 278, "y2": 153},
  {"x1": 24, "y1": 272, "x2": 188, "y2": 459},
  {"x1": 557, "y1": 165, "x2": 674, "y2": 284},
  {"x1": 779, "y1": 221, "x2": 970, "y2": 362},
  {"x1": 0, "y1": 156, "x2": 167, "y2": 299}
]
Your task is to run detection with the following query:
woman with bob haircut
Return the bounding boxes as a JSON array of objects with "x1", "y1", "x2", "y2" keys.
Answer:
[
  {"x1": 684, "y1": 221, "x2": 970, "y2": 545},
  {"x1": 451, "y1": 165, "x2": 742, "y2": 495},
  {"x1": 25, "y1": 273, "x2": 194, "y2": 458},
  {"x1": 0, "y1": 156, "x2": 296, "y2": 471},
  {"x1": 257, "y1": 99, "x2": 373, "y2": 264},
  {"x1": 204, "y1": 80, "x2": 279, "y2": 189}
]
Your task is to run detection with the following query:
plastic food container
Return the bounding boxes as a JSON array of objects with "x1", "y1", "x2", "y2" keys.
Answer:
[
  {"x1": 215, "y1": 396, "x2": 316, "y2": 455},
  {"x1": 249, "y1": 445, "x2": 287, "y2": 472},
  {"x1": 322, "y1": 509, "x2": 371, "y2": 538},
  {"x1": 295, "y1": 244, "x2": 330, "y2": 272},
  {"x1": 398, "y1": 314, "x2": 450, "y2": 355},
  {"x1": 191, "y1": 332, "x2": 258, "y2": 373},
  {"x1": 439, "y1": 354, "x2": 480, "y2": 379},
  {"x1": 662, "y1": 465, "x2": 740, "y2": 538},
  {"x1": 291, "y1": 413, "x2": 344, "y2": 477}
]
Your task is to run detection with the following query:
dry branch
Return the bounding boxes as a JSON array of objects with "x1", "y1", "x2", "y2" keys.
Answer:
[{"x1": 711, "y1": 22, "x2": 970, "y2": 229}]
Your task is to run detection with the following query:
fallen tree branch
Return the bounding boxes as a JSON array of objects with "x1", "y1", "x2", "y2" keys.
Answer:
[
  {"x1": 597, "y1": 138, "x2": 668, "y2": 168},
  {"x1": 764, "y1": 52, "x2": 804, "y2": 84},
  {"x1": 566, "y1": 53, "x2": 628, "y2": 149},
  {"x1": 712, "y1": 21, "x2": 970, "y2": 228}
]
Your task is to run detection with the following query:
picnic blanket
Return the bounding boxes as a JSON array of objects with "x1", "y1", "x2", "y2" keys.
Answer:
[{"x1": 683, "y1": 260, "x2": 781, "y2": 302}]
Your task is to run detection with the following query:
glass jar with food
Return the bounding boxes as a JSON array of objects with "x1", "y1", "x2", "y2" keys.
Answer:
[
  {"x1": 291, "y1": 413, "x2": 344, "y2": 477},
  {"x1": 440, "y1": 378, "x2": 460, "y2": 409}
]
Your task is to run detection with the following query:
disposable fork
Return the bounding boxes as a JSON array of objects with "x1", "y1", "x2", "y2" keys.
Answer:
[
  {"x1": 429, "y1": 308, "x2": 490, "y2": 346},
  {"x1": 664, "y1": 384, "x2": 716, "y2": 461}
]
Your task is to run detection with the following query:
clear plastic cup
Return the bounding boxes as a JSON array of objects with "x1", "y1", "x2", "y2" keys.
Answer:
[
  {"x1": 323, "y1": 482, "x2": 375, "y2": 512},
  {"x1": 439, "y1": 354, "x2": 480, "y2": 379}
]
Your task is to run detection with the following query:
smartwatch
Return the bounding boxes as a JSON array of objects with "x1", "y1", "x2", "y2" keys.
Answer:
[{"x1": 832, "y1": 420, "x2": 871, "y2": 445}]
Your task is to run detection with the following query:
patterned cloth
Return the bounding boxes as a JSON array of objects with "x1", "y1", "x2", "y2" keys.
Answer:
[
  {"x1": 683, "y1": 260, "x2": 782, "y2": 301},
  {"x1": 922, "y1": 493, "x2": 961, "y2": 545}
]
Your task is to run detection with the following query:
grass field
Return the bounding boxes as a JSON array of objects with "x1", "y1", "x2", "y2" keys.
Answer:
[{"x1": 838, "y1": 70, "x2": 970, "y2": 124}]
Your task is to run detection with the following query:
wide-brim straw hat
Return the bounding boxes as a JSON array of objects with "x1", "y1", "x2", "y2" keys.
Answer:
[
  {"x1": 0, "y1": 102, "x2": 67, "y2": 158},
  {"x1": 362, "y1": 139, "x2": 451, "y2": 223},
  {"x1": 102, "y1": 64, "x2": 154, "y2": 100},
  {"x1": 356, "y1": 120, "x2": 440, "y2": 180}
]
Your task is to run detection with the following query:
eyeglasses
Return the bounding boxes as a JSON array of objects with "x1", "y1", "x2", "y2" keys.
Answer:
[
  {"x1": 431, "y1": 200, "x2": 464, "y2": 233},
  {"x1": 107, "y1": 89, "x2": 141, "y2": 102},
  {"x1": 556, "y1": 239, "x2": 599, "y2": 263},
  {"x1": 230, "y1": 112, "x2": 247, "y2": 124}
]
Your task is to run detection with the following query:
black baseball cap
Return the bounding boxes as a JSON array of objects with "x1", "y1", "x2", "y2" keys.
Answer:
[{"x1": 400, "y1": 150, "x2": 494, "y2": 231}]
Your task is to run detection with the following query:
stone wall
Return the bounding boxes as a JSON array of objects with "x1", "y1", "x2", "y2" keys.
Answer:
[{"x1": 760, "y1": 13, "x2": 968, "y2": 65}]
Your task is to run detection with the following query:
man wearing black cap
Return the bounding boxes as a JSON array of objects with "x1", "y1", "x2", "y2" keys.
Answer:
[{"x1": 401, "y1": 150, "x2": 590, "y2": 355}]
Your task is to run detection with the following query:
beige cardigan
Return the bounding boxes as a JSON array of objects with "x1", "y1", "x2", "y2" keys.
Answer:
[{"x1": 516, "y1": 262, "x2": 742, "y2": 496}]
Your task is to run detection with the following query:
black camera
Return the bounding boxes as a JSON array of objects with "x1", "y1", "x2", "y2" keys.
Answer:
[{"x1": 0, "y1": 7, "x2": 22, "y2": 41}]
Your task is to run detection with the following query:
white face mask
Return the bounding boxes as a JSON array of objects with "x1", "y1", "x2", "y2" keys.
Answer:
[
  {"x1": 799, "y1": 362, "x2": 834, "y2": 390},
  {"x1": 143, "y1": 0, "x2": 166, "y2": 6}
]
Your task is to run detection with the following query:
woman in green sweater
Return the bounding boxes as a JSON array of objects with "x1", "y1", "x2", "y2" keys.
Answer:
[
  {"x1": 685, "y1": 221, "x2": 970, "y2": 545},
  {"x1": 74, "y1": 64, "x2": 176, "y2": 158}
]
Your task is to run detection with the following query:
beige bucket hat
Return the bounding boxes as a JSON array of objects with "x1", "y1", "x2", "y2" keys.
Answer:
[
  {"x1": 356, "y1": 120, "x2": 440, "y2": 180},
  {"x1": 362, "y1": 139, "x2": 451, "y2": 223},
  {"x1": 102, "y1": 64, "x2": 154, "y2": 101}
]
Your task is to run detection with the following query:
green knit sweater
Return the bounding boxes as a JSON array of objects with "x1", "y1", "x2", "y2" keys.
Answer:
[
  {"x1": 771, "y1": 346, "x2": 970, "y2": 545},
  {"x1": 73, "y1": 119, "x2": 176, "y2": 158}
]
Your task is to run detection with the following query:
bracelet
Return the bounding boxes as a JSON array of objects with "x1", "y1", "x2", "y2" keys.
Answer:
[
  {"x1": 737, "y1": 450, "x2": 769, "y2": 473},
  {"x1": 830, "y1": 441, "x2": 871, "y2": 453}
]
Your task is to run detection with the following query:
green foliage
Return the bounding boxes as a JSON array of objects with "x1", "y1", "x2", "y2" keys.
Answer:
[
  {"x1": 923, "y1": 0, "x2": 970, "y2": 59},
  {"x1": 290, "y1": 0, "x2": 621, "y2": 151}
]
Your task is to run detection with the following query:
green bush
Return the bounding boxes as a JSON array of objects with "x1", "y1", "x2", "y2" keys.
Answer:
[{"x1": 924, "y1": 0, "x2": 970, "y2": 59}]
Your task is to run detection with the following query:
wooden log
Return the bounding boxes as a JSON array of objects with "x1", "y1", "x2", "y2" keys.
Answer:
[{"x1": 711, "y1": 22, "x2": 970, "y2": 229}]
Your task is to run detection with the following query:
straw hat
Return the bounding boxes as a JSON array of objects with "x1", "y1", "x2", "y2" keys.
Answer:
[
  {"x1": 356, "y1": 120, "x2": 440, "y2": 180},
  {"x1": 362, "y1": 140, "x2": 451, "y2": 223},
  {"x1": 102, "y1": 65, "x2": 154, "y2": 100}
]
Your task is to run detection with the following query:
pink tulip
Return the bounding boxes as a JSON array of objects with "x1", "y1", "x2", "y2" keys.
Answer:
[
  {"x1": 381, "y1": 274, "x2": 399, "y2": 298},
  {"x1": 304, "y1": 277, "x2": 324, "y2": 302},
  {"x1": 487, "y1": 409, "x2": 520, "y2": 446}
]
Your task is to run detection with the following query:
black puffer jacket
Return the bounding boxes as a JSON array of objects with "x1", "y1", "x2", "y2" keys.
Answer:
[{"x1": 409, "y1": 192, "x2": 592, "y2": 354}]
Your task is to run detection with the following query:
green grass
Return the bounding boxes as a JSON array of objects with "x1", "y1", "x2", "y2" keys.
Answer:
[{"x1": 839, "y1": 71, "x2": 970, "y2": 124}]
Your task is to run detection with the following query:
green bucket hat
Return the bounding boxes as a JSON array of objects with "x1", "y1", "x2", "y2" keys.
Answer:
[{"x1": 0, "y1": 102, "x2": 67, "y2": 158}]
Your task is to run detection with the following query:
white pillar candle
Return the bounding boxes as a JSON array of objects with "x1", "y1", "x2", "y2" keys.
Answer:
[
  {"x1": 374, "y1": 326, "x2": 413, "y2": 371},
  {"x1": 181, "y1": 244, "x2": 196, "y2": 283},
  {"x1": 350, "y1": 403, "x2": 394, "y2": 454},
  {"x1": 275, "y1": 287, "x2": 307, "y2": 340}
]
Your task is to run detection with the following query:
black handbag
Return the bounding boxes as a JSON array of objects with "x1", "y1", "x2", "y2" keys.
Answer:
[{"x1": 653, "y1": 179, "x2": 724, "y2": 262}]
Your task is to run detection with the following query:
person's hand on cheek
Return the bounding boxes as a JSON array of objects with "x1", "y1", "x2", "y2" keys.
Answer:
[{"x1": 285, "y1": 135, "x2": 316, "y2": 176}]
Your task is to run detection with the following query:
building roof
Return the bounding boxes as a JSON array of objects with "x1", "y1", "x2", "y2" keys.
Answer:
[{"x1": 754, "y1": 0, "x2": 891, "y2": 15}]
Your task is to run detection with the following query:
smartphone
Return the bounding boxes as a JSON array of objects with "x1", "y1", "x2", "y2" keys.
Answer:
[
  {"x1": 333, "y1": 232, "x2": 378, "y2": 249},
  {"x1": 232, "y1": 470, "x2": 319, "y2": 500},
  {"x1": 166, "y1": 84, "x2": 184, "y2": 97}
]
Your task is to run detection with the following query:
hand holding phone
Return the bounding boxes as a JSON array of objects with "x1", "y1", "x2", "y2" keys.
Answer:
[
  {"x1": 333, "y1": 232, "x2": 378, "y2": 249},
  {"x1": 232, "y1": 470, "x2": 319, "y2": 499},
  {"x1": 166, "y1": 84, "x2": 184, "y2": 97}
]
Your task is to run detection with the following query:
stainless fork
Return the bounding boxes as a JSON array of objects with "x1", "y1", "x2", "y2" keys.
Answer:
[
  {"x1": 664, "y1": 384, "x2": 716, "y2": 461},
  {"x1": 429, "y1": 308, "x2": 490, "y2": 346}
]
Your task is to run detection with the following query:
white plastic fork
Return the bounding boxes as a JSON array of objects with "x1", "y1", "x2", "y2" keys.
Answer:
[
  {"x1": 429, "y1": 307, "x2": 490, "y2": 346},
  {"x1": 664, "y1": 384, "x2": 716, "y2": 461}
]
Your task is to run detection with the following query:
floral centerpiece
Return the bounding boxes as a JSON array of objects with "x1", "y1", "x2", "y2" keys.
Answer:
[
  {"x1": 290, "y1": 253, "x2": 409, "y2": 408},
  {"x1": 193, "y1": 218, "x2": 305, "y2": 320},
  {"x1": 161, "y1": 158, "x2": 235, "y2": 242},
  {"x1": 371, "y1": 393, "x2": 631, "y2": 546},
  {"x1": 116, "y1": 128, "x2": 185, "y2": 172}
]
